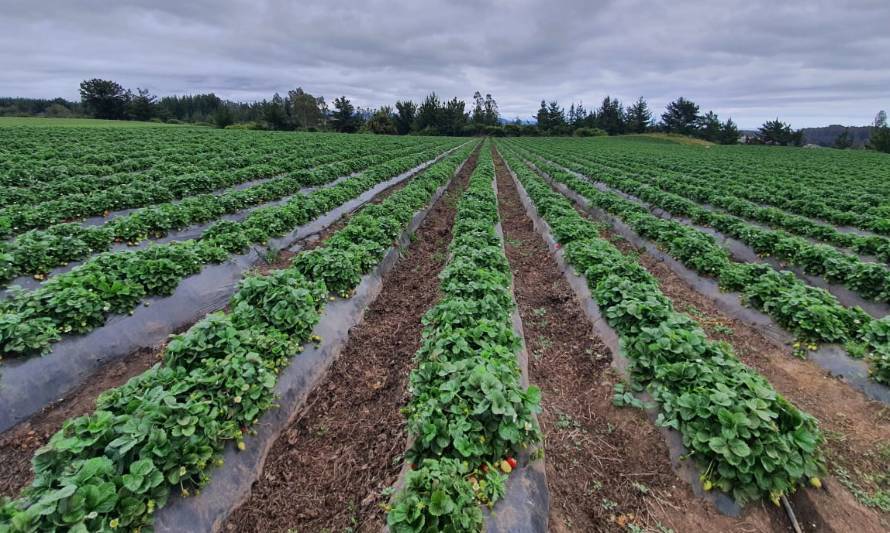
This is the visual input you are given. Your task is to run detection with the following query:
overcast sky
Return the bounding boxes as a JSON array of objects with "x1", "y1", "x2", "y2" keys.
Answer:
[{"x1": 2, "y1": 0, "x2": 888, "y2": 128}]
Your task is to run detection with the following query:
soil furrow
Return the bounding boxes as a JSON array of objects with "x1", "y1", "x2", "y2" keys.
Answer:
[
  {"x1": 515, "y1": 148, "x2": 888, "y2": 531},
  {"x1": 623, "y1": 237, "x2": 890, "y2": 533},
  {"x1": 223, "y1": 150, "x2": 478, "y2": 532},
  {"x1": 492, "y1": 146, "x2": 781, "y2": 533},
  {"x1": 0, "y1": 164, "x2": 436, "y2": 500}
]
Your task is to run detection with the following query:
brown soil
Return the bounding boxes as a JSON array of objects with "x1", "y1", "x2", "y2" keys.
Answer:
[
  {"x1": 519, "y1": 150, "x2": 890, "y2": 531},
  {"x1": 255, "y1": 167, "x2": 420, "y2": 275},
  {"x1": 633, "y1": 249, "x2": 890, "y2": 533},
  {"x1": 0, "y1": 346, "x2": 162, "y2": 498},
  {"x1": 493, "y1": 147, "x2": 780, "y2": 533},
  {"x1": 223, "y1": 151, "x2": 478, "y2": 532},
  {"x1": 0, "y1": 163, "x2": 435, "y2": 503}
]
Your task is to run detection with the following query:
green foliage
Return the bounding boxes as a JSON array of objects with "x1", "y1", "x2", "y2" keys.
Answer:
[
  {"x1": 0, "y1": 140, "x2": 479, "y2": 532},
  {"x1": 498, "y1": 141, "x2": 826, "y2": 504},
  {"x1": 0, "y1": 139, "x2": 463, "y2": 357},
  {"x1": 661, "y1": 97, "x2": 700, "y2": 135},
  {"x1": 868, "y1": 111, "x2": 890, "y2": 154},
  {"x1": 503, "y1": 137, "x2": 889, "y2": 381},
  {"x1": 388, "y1": 144, "x2": 541, "y2": 529},
  {"x1": 757, "y1": 119, "x2": 804, "y2": 146},
  {"x1": 387, "y1": 459, "x2": 488, "y2": 533}
]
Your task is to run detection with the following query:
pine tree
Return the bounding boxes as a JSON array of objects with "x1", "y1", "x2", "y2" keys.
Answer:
[
  {"x1": 718, "y1": 118, "x2": 739, "y2": 145},
  {"x1": 661, "y1": 97, "x2": 700, "y2": 135},
  {"x1": 757, "y1": 119, "x2": 794, "y2": 145},
  {"x1": 625, "y1": 97, "x2": 652, "y2": 134},
  {"x1": 698, "y1": 111, "x2": 722, "y2": 142},
  {"x1": 868, "y1": 111, "x2": 890, "y2": 153},
  {"x1": 394, "y1": 100, "x2": 416, "y2": 135},
  {"x1": 547, "y1": 101, "x2": 566, "y2": 133},
  {"x1": 597, "y1": 96, "x2": 625, "y2": 135},
  {"x1": 331, "y1": 95, "x2": 356, "y2": 133},
  {"x1": 535, "y1": 100, "x2": 549, "y2": 132}
]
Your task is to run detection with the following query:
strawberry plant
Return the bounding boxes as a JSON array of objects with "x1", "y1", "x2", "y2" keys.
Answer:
[
  {"x1": 500, "y1": 143, "x2": 826, "y2": 505},
  {"x1": 0, "y1": 140, "x2": 478, "y2": 532},
  {"x1": 388, "y1": 144, "x2": 541, "y2": 530},
  {"x1": 502, "y1": 141, "x2": 889, "y2": 383}
]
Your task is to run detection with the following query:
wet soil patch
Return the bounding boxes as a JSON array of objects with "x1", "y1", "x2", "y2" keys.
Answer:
[
  {"x1": 493, "y1": 148, "x2": 782, "y2": 532},
  {"x1": 223, "y1": 151, "x2": 477, "y2": 532}
]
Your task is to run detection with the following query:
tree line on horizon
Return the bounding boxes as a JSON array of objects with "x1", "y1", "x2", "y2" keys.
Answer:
[{"x1": 1, "y1": 78, "x2": 888, "y2": 153}]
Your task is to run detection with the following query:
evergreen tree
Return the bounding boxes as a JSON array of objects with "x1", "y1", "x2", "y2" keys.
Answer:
[
  {"x1": 365, "y1": 106, "x2": 397, "y2": 134},
  {"x1": 263, "y1": 93, "x2": 289, "y2": 130},
  {"x1": 572, "y1": 102, "x2": 587, "y2": 129},
  {"x1": 127, "y1": 88, "x2": 156, "y2": 121},
  {"x1": 698, "y1": 111, "x2": 722, "y2": 142},
  {"x1": 288, "y1": 88, "x2": 324, "y2": 129},
  {"x1": 212, "y1": 106, "x2": 234, "y2": 129},
  {"x1": 718, "y1": 118, "x2": 739, "y2": 145},
  {"x1": 758, "y1": 118, "x2": 795, "y2": 146},
  {"x1": 394, "y1": 100, "x2": 416, "y2": 135},
  {"x1": 625, "y1": 97, "x2": 652, "y2": 134},
  {"x1": 661, "y1": 97, "x2": 700, "y2": 135},
  {"x1": 597, "y1": 96, "x2": 624, "y2": 135},
  {"x1": 331, "y1": 95, "x2": 356, "y2": 132},
  {"x1": 535, "y1": 100, "x2": 550, "y2": 132},
  {"x1": 483, "y1": 93, "x2": 499, "y2": 126},
  {"x1": 442, "y1": 97, "x2": 468, "y2": 135},
  {"x1": 79, "y1": 78, "x2": 129, "y2": 120},
  {"x1": 546, "y1": 101, "x2": 565, "y2": 133},
  {"x1": 415, "y1": 93, "x2": 442, "y2": 133},
  {"x1": 868, "y1": 110, "x2": 890, "y2": 153}
]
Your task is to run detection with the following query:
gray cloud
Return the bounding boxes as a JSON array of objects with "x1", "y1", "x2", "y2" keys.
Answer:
[{"x1": 2, "y1": 0, "x2": 888, "y2": 128}]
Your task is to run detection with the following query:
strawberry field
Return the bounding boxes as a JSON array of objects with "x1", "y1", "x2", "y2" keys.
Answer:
[{"x1": 0, "y1": 123, "x2": 888, "y2": 532}]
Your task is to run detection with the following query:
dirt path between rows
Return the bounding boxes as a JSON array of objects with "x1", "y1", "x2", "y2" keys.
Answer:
[
  {"x1": 621, "y1": 236, "x2": 890, "y2": 532},
  {"x1": 223, "y1": 151, "x2": 478, "y2": 532},
  {"x1": 492, "y1": 147, "x2": 781, "y2": 533},
  {"x1": 0, "y1": 166, "x2": 436, "y2": 501},
  {"x1": 515, "y1": 142, "x2": 889, "y2": 531}
]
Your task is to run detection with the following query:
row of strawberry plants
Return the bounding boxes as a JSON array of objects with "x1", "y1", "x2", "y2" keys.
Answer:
[
  {"x1": 0, "y1": 136, "x2": 452, "y2": 237},
  {"x1": 0, "y1": 128, "x2": 375, "y2": 189},
  {"x1": 520, "y1": 139, "x2": 890, "y2": 262},
  {"x1": 499, "y1": 143, "x2": 890, "y2": 385},
  {"x1": 0, "y1": 143, "x2": 438, "y2": 285},
  {"x1": 0, "y1": 136, "x2": 381, "y2": 209},
  {"x1": 544, "y1": 138, "x2": 890, "y2": 234},
  {"x1": 589, "y1": 137, "x2": 890, "y2": 217},
  {"x1": 0, "y1": 145, "x2": 457, "y2": 359},
  {"x1": 643, "y1": 145, "x2": 890, "y2": 217},
  {"x1": 0, "y1": 127, "x2": 220, "y2": 186},
  {"x1": 499, "y1": 145, "x2": 826, "y2": 505},
  {"x1": 513, "y1": 143, "x2": 890, "y2": 304},
  {"x1": 0, "y1": 141, "x2": 476, "y2": 533},
  {"x1": 386, "y1": 145, "x2": 542, "y2": 532},
  {"x1": 2, "y1": 141, "x2": 286, "y2": 208}
]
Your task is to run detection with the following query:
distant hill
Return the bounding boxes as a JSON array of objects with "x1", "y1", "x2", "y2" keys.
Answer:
[{"x1": 800, "y1": 125, "x2": 871, "y2": 147}]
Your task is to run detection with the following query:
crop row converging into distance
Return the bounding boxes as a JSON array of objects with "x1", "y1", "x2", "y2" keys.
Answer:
[
  {"x1": 0, "y1": 137, "x2": 478, "y2": 532},
  {"x1": 499, "y1": 138, "x2": 890, "y2": 385},
  {"x1": 1, "y1": 124, "x2": 887, "y2": 532}
]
